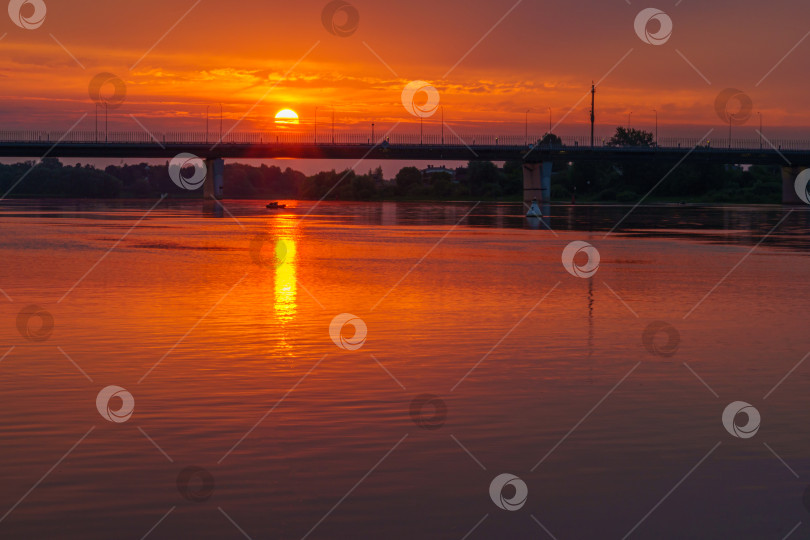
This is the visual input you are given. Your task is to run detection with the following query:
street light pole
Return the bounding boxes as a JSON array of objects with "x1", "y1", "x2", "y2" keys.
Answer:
[
  {"x1": 332, "y1": 107, "x2": 335, "y2": 144},
  {"x1": 314, "y1": 106, "x2": 318, "y2": 144},
  {"x1": 590, "y1": 82, "x2": 595, "y2": 148},
  {"x1": 105, "y1": 103, "x2": 108, "y2": 143},
  {"x1": 654, "y1": 109, "x2": 658, "y2": 146},
  {"x1": 525, "y1": 108, "x2": 530, "y2": 146},
  {"x1": 372, "y1": 122, "x2": 375, "y2": 144},
  {"x1": 729, "y1": 118, "x2": 732, "y2": 149},
  {"x1": 206, "y1": 105, "x2": 210, "y2": 144},
  {"x1": 219, "y1": 103, "x2": 223, "y2": 143},
  {"x1": 95, "y1": 103, "x2": 99, "y2": 143},
  {"x1": 441, "y1": 106, "x2": 444, "y2": 145}
]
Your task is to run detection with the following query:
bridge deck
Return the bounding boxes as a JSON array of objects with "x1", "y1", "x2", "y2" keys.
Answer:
[{"x1": 0, "y1": 141, "x2": 808, "y2": 166}]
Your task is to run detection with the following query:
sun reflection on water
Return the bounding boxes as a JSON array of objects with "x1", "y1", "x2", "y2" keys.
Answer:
[{"x1": 274, "y1": 230, "x2": 297, "y2": 325}]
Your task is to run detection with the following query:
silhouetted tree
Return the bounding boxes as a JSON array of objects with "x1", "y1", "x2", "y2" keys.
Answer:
[
  {"x1": 537, "y1": 133, "x2": 562, "y2": 146},
  {"x1": 394, "y1": 167, "x2": 422, "y2": 196},
  {"x1": 467, "y1": 161, "x2": 501, "y2": 197},
  {"x1": 608, "y1": 127, "x2": 654, "y2": 147}
]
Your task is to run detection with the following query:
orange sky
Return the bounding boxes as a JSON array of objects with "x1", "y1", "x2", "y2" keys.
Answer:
[{"x1": 2, "y1": 0, "x2": 810, "y2": 139}]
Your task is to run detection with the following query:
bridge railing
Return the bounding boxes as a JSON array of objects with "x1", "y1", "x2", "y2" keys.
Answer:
[{"x1": 0, "y1": 130, "x2": 808, "y2": 151}]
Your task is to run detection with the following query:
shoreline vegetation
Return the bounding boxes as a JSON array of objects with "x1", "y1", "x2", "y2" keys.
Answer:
[{"x1": 0, "y1": 129, "x2": 784, "y2": 204}]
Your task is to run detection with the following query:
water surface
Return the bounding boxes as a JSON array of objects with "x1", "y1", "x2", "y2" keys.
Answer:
[{"x1": 0, "y1": 200, "x2": 808, "y2": 539}]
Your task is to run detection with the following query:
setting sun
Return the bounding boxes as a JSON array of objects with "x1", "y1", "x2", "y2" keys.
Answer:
[{"x1": 274, "y1": 109, "x2": 299, "y2": 125}]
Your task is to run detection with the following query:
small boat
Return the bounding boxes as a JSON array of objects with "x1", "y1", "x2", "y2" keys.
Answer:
[{"x1": 266, "y1": 202, "x2": 287, "y2": 209}]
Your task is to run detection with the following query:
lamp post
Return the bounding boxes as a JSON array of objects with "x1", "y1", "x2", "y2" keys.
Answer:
[
  {"x1": 372, "y1": 122, "x2": 375, "y2": 144},
  {"x1": 206, "y1": 105, "x2": 210, "y2": 144},
  {"x1": 728, "y1": 118, "x2": 732, "y2": 149},
  {"x1": 219, "y1": 103, "x2": 223, "y2": 143},
  {"x1": 590, "y1": 82, "x2": 595, "y2": 148},
  {"x1": 314, "y1": 106, "x2": 318, "y2": 144},
  {"x1": 441, "y1": 106, "x2": 444, "y2": 145},
  {"x1": 525, "y1": 108, "x2": 530, "y2": 146},
  {"x1": 653, "y1": 109, "x2": 658, "y2": 146},
  {"x1": 105, "y1": 103, "x2": 108, "y2": 143},
  {"x1": 332, "y1": 107, "x2": 335, "y2": 144},
  {"x1": 95, "y1": 103, "x2": 99, "y2": 143}
]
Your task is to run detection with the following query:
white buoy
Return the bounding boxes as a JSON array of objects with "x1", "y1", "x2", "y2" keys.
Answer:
[{"x1": 526, "y1": 198, "x2": 542, "y2": 218}]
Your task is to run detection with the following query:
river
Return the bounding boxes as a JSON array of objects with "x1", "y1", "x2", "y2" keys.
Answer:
[{"x1": 0, "y1": 200, "x2": 808, "y2": 539}]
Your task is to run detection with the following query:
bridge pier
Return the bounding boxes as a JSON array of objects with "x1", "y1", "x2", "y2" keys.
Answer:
[
  {"x1": 523, "y1": 162, "x2": 552, "y2": 206},
  {"x1": 204, "y1": 158, "x2": 225, "y2": 199},
  {"x1": 781, "y1": 166, "x2": 810, "y2": 204}
]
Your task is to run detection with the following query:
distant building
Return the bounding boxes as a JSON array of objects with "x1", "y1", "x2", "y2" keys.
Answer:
[
  {"x1": 421, "y1": 164, "x2": 455, "y2": 178},
  {"x1": 421, "y1": 165, "x2": 466, "y2": 184}
]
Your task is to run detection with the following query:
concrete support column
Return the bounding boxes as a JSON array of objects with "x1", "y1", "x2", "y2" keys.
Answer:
[
  {"x1": 782, "y1": 167, "x2": 810, "y2": 205},
  {"x1": 204, "y1": 158, "x2": 225, "y2": 200},
  {"x1": 523, "y1": 162, "x2": 552, "y2": 205}
]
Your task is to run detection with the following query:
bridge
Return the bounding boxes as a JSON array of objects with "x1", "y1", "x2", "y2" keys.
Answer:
[{"x1": 1, "y1": 131, "x2": 809, "y2": 204}]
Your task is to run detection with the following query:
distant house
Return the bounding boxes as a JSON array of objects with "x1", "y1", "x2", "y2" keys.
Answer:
[
  {"x1": 421, "y1": 165, "x2": 466, "y2": 184},
  {"x1": 421, "y1": 165, "x2": 455, "y2": 178}
]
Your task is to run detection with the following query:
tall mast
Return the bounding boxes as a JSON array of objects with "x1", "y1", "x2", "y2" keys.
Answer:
[{"x1": 590, "y1": 82, "x2": 595, "y2": 148}]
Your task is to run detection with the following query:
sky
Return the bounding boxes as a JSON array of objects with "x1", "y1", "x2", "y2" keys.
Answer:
[{"x1": 2, "y1": 0, "x2": 810, "y2": 147}]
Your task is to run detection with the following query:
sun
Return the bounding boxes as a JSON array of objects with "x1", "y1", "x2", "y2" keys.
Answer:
[{"x1": 275, "y1": 109, "x2": 299, "y2": 124}]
